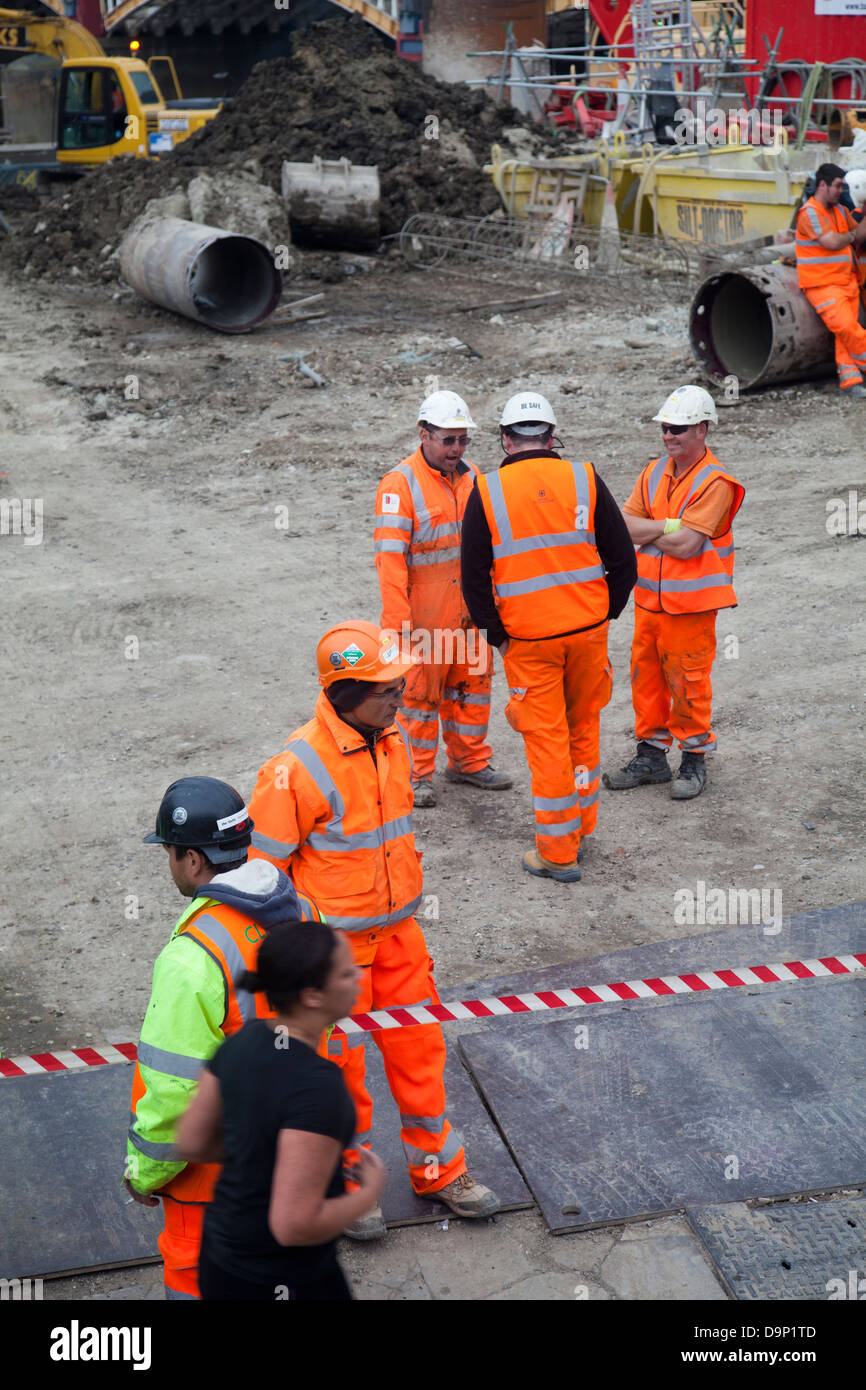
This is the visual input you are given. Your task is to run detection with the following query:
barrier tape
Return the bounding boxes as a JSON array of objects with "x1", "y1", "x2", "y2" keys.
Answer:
[{"x1": 1, "y1": 952, "x2": 863, "y2": 1079}]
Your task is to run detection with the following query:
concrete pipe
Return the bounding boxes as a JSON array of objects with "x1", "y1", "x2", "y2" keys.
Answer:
[
  {"x1": 120, "y1": 216, "x2": 282, "y2": 334},
  {"x1": 689, "y1": 263, "x2": 835, "y2": 389}
]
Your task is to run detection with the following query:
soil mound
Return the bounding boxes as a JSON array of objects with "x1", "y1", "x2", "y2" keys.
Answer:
[{"x1": 9, "y1": 15, "x2": 564, "y2": 282}]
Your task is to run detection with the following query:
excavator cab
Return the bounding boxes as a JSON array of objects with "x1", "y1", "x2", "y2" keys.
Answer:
[{"x1": 58, "y1": 65, "x2": 127, "y2": 149}]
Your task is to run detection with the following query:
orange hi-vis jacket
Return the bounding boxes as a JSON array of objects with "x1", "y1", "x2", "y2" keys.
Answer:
[
  {"x1": 634, "y1": 448, "x2": 745, "y2": 616},
  {"x1": 796, "y1": 197, "x2": 857, "y2": 290},
  {"x1": 374, "y1": 447, "x2": 478, "y2": 637},
  {"x1": 128, "y1": 890, "x2": 320, "y2": 1205},
  {"x1": 474, "y1": 454, "x2": 610, "y2": 640},
  {"x1": 249, "y1": 693, "x2": 423, "y2": 940}
]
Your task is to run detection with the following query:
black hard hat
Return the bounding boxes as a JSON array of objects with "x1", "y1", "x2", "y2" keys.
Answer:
[{"x1": 144, "y1": 776, "x2": 253, "y2": 863}]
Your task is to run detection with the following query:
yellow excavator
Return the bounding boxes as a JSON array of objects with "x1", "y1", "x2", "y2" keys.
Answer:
[{"x1": 0, "y1": 8, "x2": 223, "y2": 184}]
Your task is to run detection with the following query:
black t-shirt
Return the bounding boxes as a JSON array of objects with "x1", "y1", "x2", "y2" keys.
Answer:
[{"x1": 202, "y1": 1020, "x2": 356, "y2": 1285}]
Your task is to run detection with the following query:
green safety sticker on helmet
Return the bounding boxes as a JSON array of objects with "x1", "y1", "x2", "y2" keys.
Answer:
[{"x1": 341, "y1": 643, "x2": 364, "y2": 666}]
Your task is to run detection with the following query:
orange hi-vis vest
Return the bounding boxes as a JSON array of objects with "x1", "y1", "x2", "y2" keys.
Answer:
[
  {"x1": 474, "y1": 454, "x2": 610, "y2": 640},
  {"x1": 634, "y1": 448, "x2": 745, "y2": 616},
  {"x1": 375, "y1": 447, "x2": 479, "y2": 637},
  {"x1": 129, "y1": 892, "x2": 319, "y2": 1205},
  {"x1": 249, "y1": 693, "x2": 423, "y2": 939},
  {"x1": 796, "y1": 197, "x2": 856, "y2": 291}
]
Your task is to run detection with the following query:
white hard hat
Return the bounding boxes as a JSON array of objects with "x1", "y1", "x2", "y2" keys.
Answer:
[
  {"x1": 500, "y1": 391, "x2": 557, "y2": 432},
  {"x1": 653, "y1": 384, "x2": 718, "y2": 426},
  {"x1": 845, "y1": 169, "x2": 866, "y2": 206},
  {"x1": 417, "y1": 390, "x2": 477, "y2": 430}
]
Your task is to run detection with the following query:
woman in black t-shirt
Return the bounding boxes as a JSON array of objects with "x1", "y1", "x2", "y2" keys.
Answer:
[{"x1": 176, "y1": 922, "x2": 387, "y2": 1301}]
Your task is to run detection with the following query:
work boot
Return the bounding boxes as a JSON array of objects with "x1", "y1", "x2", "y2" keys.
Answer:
[
  {"x1": 670, "y1": 751, "x2": 707, "y2": 800},
  {"x1": 418, "y1": 1172, "x2": 501, "y2": 1219},
  {"x1": 522, "y1": 848, "x2": 581, "y2": 883},
  {"x1": 444, "y1": 764, "x2": 513, "y2": 790},
  {"x1": 602, "y1": 741, "x2": 671, "y2": 790},
  {"x1": 344, "y1": 1205, "x2": 387, "y2": 1241},
  {"x1": 842, "y1": 383, "x2": 866, "y2": 398},
  {"x1": 412, "y1": 778, "x2": 436, "y2": 808}
]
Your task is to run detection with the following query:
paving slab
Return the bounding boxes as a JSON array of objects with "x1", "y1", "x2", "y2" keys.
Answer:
[
  {"x1": 686, "y1": 1197, "x2": 866, "y2": 1300},
  {"x1": 0, "y1": 1041, "x2": 529, "y2": 1281},
  {"x1": 458, "y1": 975, "x2": 866, "y2": 1233}
]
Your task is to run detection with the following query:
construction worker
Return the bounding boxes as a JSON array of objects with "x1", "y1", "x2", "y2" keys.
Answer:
[
  {"x1": 795, "y1": 162, "x2": 866, "y2": 397},
  {"x1": 248, "y1": 620, "x2": 501, "y2": 1237},
  {"x1": 126, "y1": 776, "x2": 322, "y2": 1300},
  {"x1": 604, "y1": 386, "x2": 745, "y2": 801},
  {"x1": 374, "y1": 389, "x2": 512, "y2": 807},
  {"x1": 460, "y1": 392, "x2": 636, "y2": 883}
]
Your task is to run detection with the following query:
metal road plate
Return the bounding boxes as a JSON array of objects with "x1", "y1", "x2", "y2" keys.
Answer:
[
  {"x1": 0, "y1": 1044, "x2": 530, "y2": 1280},
  {"x1": 686, "y1": 1197, "x2": 866, "y2": 1300},
  {"x1": 458, "y1": 976, "x2": 866, "y2": 1234}
]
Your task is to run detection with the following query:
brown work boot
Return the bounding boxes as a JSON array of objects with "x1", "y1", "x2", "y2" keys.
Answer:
[
  {"x1": 444, "y1": 764, "x2": 513, "y2": 790},
  {"x1": 418, "y1": 1172, "x2": 501, "y2": 1219},
  {"x1": 522, "y1": 848, "x2": 581, "y2": 883},
  {"x1": 412, "y1": 778, "x2": 436, "y2": 808},
  {"x1": 343, "y1": 1204, "x2": 387, "y2": 1241}
]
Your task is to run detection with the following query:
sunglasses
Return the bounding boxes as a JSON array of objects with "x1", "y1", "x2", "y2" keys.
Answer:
[
  {"x1": 427, "y1": 432, "x2": 471, "y2": 447},
  {"x1": 661, "y1": 423, "x2": 691, "y2": 436}
]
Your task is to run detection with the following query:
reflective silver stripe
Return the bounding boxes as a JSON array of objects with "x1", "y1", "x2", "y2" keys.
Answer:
[
  {"x1": 393, "y1": 462, "x2": 458, "y2": 543},
  {"x1": 403, "y1": 1128, "x2": 463, "y2": 1168},
  {"x1": 496, "y1": 564, "x2": 605, "y2": 598},
  {"x1": 394, "y1": 720, "x2": 413, "y2": 772},
  {"x1": 645, "y1": 457, "x2": 668, "y2": 501},
  {"x1": 128, "y1": 1126, "x2": 177, "y2": 1161},
  {"x1": 579, "y1": 763, "x2": 601, "y2": 784},
  {"x1": 407, "y1": 545, "x2": 460, "y2": 566},
  {"x1": 682, "y1": 734, "x2": 712, "y2": 748},
  {"x1": 136, "y1": 1041, "x2": 206, "y2": 1082},
  {"x1": 813, "y1": 298, "x2": 835, "y2": 310},
  {"x1": 251, "y1": 830, "x2": 297, "y2": 859},
  {"x1": 640, "y1": 542, "x2": 663, "y2": 557},
  {"x1": 440, "y1": 719, "x2": 482, "y2": 736},
  {"x1": 284, "y1": 738, "x2": 345, "y2": 819},
  {"x1": 308, "y1": 814, "x2": 413, "y2": 854},
  {"x1": 193, "y1": 913, "x2": 257, "y2": 1023},
  {"x1": 346, "y1": 1032, "x2": 366, "y2": 1048},
  {"x1": 351, "y1": 1130, "x2": 373, "y2": 1147},
  {"x1": 678, "y1": 462, "x2": 719, "y2": 513},
  {"x1": 442, "y1": 688, "x2": 490, "y2": 706},
  {"x1": 374, "y1": 513, "x2": 412, "y2": 531},
  {"x1": 484, "y1": 469, "x2": 513, "y2": 546},
  {"x1": 326, "y1": 1038, "x2": 344, "y2": 1056},
  {"x1": 636, "y1": 576, "x2": 659, "y2": 591},
  {"x1": 804, "y1": 205, "x2": 823, "y2": 236},
  {"x1": 658, "y1": 573, "x2": 731, "y2": 592},
  {"x1": 165, "y1": 1289, "x2": 198, "y2": 1301},
  {"x1": 795, "y1": 252, "x2": 851, "y2": 264},
  {"x1": 400, "y1": 1111, "x2": 446, "y2": 1132},
  {"x1": 374, "y1": 538, "x2": 409, "y2": 555},
  {"x1": 578, "y1": 789, "x2": 599, "y2": 808},
  {"x1": 533, "y1": 791, "x2": 580, "y2": 812},
  {"x1": 324, "y1": 893, "x2": 424, "y2": 932},
  {"x1": 493, "y1": 528, "x2": 597, "y2": 557},
  {"x1": 401, "y1": 708, "x2": 438, "y2": 727},
  {"x1": 409, "y1": 734, "x2": 438, "y2": 749},
  {"x1": 536, "y1": 816, "x2": 582, "y2": 836},
  {"x1": 714, "y1": 543, "x2": 734, "y2": 558}
]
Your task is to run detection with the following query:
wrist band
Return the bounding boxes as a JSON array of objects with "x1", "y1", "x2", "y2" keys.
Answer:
[{"x1": 663, "y1": 518, "x2": 682, "y2": 534}]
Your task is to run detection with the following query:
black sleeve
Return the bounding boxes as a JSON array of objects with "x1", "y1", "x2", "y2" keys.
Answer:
[
  {"x1": 593, "y1": 471, "x2": 638, "y2": 621},
  {"x1": 460, "y1": 480, "x2": 508, "y2": 650},
  {"x1": 279, "y1": 1068, "x2": 350, "y2": 1145}
]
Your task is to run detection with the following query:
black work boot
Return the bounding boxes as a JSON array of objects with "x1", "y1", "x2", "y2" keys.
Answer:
[
  {"x1": 670, "y1": 751, "x2": 707, "y2": 800},
  {"x1": 603, "y1": 741, "x2": 671, "y2": 790}
]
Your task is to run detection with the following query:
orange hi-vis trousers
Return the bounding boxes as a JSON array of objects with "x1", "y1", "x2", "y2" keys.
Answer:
[
  {"x1": 503, "y1": 623, "x2": 612, "y2": 866},
  {"x1": 324, "y1": 916, "x2": 465, "y2": 1195},
  {"x1": 160, "y1": 1198, "x2": 205, "y2": 1299},
  {"x1": 399, "y1": 646, "x2": 492, "y2": 782},
  {"x1": 805, "y1": 282, "x2": 866, "y2": 389},
  {"x1": 632, "y1": 608, "x2": 717, "y2": 754}
]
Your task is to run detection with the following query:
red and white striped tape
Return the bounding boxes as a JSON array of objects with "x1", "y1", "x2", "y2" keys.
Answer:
[{"x1": 2, "y1": 952, "x2": 863, "y2": 1078}]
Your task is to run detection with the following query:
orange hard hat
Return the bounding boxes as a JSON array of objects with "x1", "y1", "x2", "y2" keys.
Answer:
[{"x1": 317, "y1": 620, "x2": 416, "y2": 689}]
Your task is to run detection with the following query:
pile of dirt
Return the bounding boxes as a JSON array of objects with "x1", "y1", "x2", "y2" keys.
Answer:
[{"x1": 9, "y1": 15, "x2": 565, "y2": 282}]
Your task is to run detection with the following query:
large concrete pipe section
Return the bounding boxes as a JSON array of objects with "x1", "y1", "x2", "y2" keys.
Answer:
[
  {"x1": 120, "y1": 216, "x2": 282, "y2": 333},
  {"x1": 689, "y1": 264, "x2": 835, "y2": 389}
]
